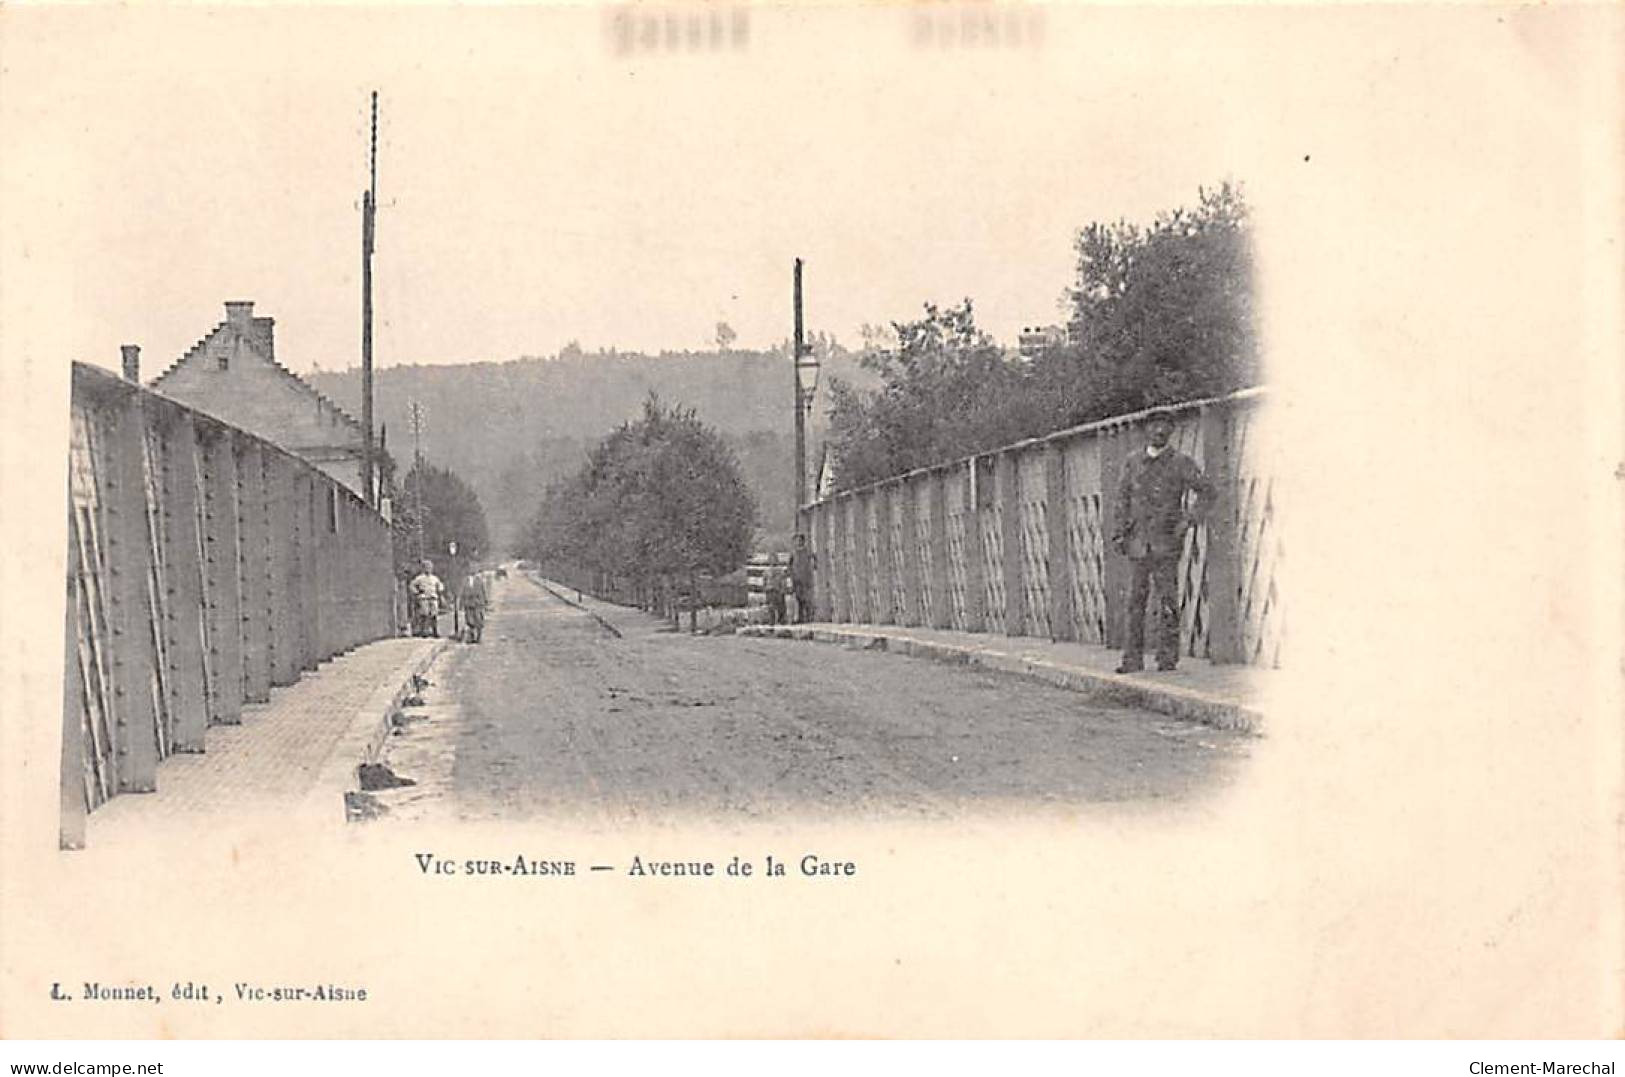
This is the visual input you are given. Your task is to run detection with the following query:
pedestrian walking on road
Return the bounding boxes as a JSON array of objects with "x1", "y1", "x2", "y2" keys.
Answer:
[
  {"x1": 764, "y1": 563, "x2": 788, "y2": 626},
  {"x1": 409, "y1": 559, "x2": 447, "y2": 638},
  {"x1": 461, "y1": 571, "x2": 490, "y2": 643},
  {"x1": 1111, "y1": 411, "x2": 1211, "y2": 673},
  {"x1": 789, "y1": 533, "x2": 816, "y2": 624}
]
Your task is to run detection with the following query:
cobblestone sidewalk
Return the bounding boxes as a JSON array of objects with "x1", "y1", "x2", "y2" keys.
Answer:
[{"x1": 87, "y1": 637, "x2": 443, "y2": 844}]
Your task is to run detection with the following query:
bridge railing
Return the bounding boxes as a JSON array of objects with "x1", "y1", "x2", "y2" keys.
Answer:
[
  {"x1": 797, "y1": 387, "x2": 1283, "y2": 669},
  {"x1": 60, "y1": 363, "x2": 397, "y2": 848}
]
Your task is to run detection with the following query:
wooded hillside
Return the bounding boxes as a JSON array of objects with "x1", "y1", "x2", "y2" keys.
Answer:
[{"x1": 309, "y1": 343, "x2": 873, "y2": 554}]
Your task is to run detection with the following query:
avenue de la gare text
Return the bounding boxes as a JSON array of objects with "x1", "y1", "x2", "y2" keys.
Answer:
[{"x1": 412, "y1": 853, "x2": 858, "y2": 878}]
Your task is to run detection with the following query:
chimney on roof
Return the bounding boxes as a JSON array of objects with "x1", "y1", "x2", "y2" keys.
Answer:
[
  {"x1": 225, "y1": 300, "x2": 255, "y2": 330},
  {"x1": 120, "y1": 344, "x2": 140, "y2": 382}
]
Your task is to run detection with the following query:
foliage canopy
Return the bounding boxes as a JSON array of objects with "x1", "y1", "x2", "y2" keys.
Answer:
[
  {"x1": 825, "y1": 182, "x2": 1257, "y2": 491},
  {"x1": 523, "y1": 395, "x2": 757, "y2": 586},
  {"x1": 393, "y1": 461, "x2": 491, "y2": 589}
]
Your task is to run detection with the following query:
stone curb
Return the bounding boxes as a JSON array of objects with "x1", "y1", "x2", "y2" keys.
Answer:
[
  {"x1": 297, "y1": 638, "x2": 452, "y2": 825},
  {"x1": 524, "y1": 573, "x2": 625, "y2": 638},
  {"x1": 737, "y1": 625, "x2": 1263, "y2": 734}
]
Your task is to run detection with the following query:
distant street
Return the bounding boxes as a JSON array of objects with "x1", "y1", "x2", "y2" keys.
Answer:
[{"x1": 371, "y1": 573, "x2": 1249, "y2": 823}]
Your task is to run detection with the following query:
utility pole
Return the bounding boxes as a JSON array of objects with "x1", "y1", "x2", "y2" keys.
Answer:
[
  {"x1": 409, "y1": 400, "x2": 425, "y2": 561},
  {"x1": 793, "y1": 257, "x2": 806, "y2": 510},
  {"x1": 361, "y1": 91, "x2": 379, "y2": 509}
]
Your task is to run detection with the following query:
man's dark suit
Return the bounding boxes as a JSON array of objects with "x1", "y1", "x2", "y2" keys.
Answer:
[{"x1": 1112, "y1": 446, "x2": 1211, "y2": 669}]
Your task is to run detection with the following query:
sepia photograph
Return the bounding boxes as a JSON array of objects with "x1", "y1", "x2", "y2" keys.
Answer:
[{"x1": 1, "y1": 0, "x2": 1621, "y2": 1049}]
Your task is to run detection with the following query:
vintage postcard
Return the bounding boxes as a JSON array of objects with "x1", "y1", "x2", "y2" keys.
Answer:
[{"x1": 0, "y1": 1, "x2": 1620, "y2": 1041}]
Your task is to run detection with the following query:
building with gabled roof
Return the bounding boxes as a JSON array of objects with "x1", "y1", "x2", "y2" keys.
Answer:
[{"x1": 149, "y1": 301, "x2": 368, "y2": 496}]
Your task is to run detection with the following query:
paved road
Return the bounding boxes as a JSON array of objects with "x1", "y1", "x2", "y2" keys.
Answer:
[{"x1": 372, "y1": 573, "x2": 1249, "y2": 823}]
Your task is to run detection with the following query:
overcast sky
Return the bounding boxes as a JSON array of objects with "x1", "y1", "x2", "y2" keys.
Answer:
[
  {"x1": 1, "y1": 4, "x2": 1281, "y2": 376},
  {"x1": 2, "y1": 2, "x2": 1615, "y2": 408}
]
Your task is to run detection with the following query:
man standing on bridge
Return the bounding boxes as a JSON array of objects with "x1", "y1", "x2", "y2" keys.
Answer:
[{"x1": 1111, "y1": 410, "x2": 1211, "y2": 673}]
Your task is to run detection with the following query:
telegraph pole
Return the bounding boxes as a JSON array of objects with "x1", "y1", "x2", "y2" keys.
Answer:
[
  {"x1": 409, "y1": 400, "x2": 425, "y2": 561},
  {"x1": 361, "y1": 91, "x2": 379, "y2": 509},
  {"x1": 793, "y1": 257, "x2": 806, "y2": 509}
]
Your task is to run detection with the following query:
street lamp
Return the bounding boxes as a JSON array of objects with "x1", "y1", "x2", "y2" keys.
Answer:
[
  {"x1": 791, "y1": 257, "x2": 822, "y2": 511},
  {"x1": 796, "y1": 347, "x2": 821, "y2": 417},
  {"x1": 796, "y1": 342, "x2": 821, "y2": 509}
]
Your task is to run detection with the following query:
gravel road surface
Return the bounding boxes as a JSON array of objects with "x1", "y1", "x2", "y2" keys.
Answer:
[{"x1": 371, "y1": 573, "x2": 1249, "y2": 823}]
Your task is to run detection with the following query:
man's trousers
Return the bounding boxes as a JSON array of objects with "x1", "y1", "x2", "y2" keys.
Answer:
[{"x1": 1123, "y1": 555, "x2": 1181, "y2": 668}]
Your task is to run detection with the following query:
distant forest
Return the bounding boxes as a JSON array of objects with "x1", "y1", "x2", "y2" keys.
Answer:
[{"x1": 309, "y1": 338, "x2": 873, "y2": 556}]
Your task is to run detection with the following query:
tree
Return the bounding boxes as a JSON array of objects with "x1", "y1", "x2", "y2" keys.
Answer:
[
  {"x1": 858, "y1": 322, "x2": 898, "y2": 354},
  {"x1": 393, "y1": 462, "x2": 491, "y2": 590},
  {"x1": 715, "y1": 321, "x2": 737, "y2": 352},
  {"x1": 1054, "y1": 180, "x2": 1257, "y2": 419},
  {"x1": 823, "y1": 183, "x2": 1258, "y2": 491},
  {"x1": 825, "y1": 300, "x2": 1038, "y2": 490},
  {"x1": 523, "y1": 395, "x2": 756, "y2": 607}
]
